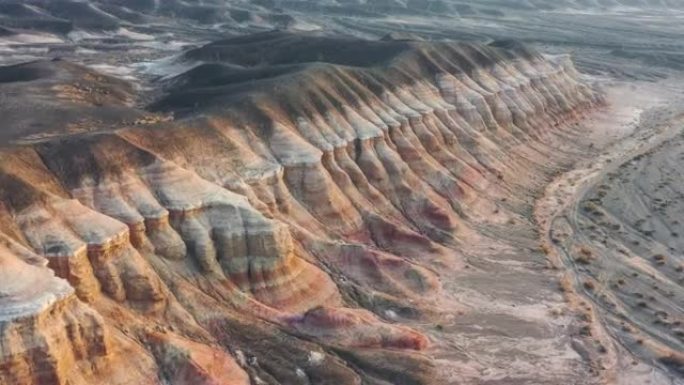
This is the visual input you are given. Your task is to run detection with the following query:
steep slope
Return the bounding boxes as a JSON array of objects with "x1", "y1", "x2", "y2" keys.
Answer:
[{"x1": 0, "y1": 33, "x2": 608, "y2": 384}]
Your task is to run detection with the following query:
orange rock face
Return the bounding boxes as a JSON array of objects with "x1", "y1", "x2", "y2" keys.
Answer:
[{"x1": 0, "y1": 33, "x2": 603, "y2": 385}]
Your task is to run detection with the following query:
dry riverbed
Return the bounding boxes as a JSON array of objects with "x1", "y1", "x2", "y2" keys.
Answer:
[{"x1": 537, "y1": 78, "x2": 684, "y2": 384}]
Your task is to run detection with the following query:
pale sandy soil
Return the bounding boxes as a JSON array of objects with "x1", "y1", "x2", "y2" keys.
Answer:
[
  {"x1": 536, "y1": 78, "x2": 684, "y2": 385},
  {"x1": 397, "y1": 77, "x2": 684, "y2": 385}
]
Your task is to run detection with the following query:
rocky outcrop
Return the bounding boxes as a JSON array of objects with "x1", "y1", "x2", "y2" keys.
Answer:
[
  {"x1": 146, "y1": 332, "x2": 250, "y2": 385},
  {"x1": 0, "y1": 33, "x2": 603, "y2": 384},
  {"x1": 0, "y1": 239, "x2": 159, "y2": 385}
]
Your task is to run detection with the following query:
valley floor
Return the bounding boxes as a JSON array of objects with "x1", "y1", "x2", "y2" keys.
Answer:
[
  {"x1": 537, "y1": 79, "x2": 684, "y2": 384},
  {"x1": 415, "y1": 78, "x2": 684, "y2": 384}
]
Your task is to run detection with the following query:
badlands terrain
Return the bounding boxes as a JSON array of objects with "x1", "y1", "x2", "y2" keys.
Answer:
[{"x1": 1, "y1": 1, "x2": 684, "y2": 385}]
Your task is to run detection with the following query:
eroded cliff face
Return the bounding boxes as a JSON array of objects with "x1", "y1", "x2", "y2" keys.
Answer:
[{"x1": 0, "y1": 33, "x2": 604, "y2": 385}]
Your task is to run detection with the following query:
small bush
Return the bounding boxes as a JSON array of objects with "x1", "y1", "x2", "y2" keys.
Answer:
[
  {"x1": 576, "y1": 247, "x2": 594, "y2": 264},
  {"x1": 583, "y1": 280, "x2": 596, "y2": 291},
  {"x1": 540, "y1": 244, "x2": 551, "y2": 255},
  {"x1": 576, "y1": 255, "x2": 591, "y2": 265}
]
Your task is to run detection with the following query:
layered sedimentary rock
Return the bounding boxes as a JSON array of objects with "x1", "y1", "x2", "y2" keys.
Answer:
[
  {"x1": 0, "y1": 239, "x2": 160, "y2": 385},
  {"x1": 0, "y1": 32, "x2": 603, "y2": 384}
]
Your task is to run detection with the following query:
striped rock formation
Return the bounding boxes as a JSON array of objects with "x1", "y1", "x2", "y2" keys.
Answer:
[{"x1": 0, "y1": 32, "x2": 603, "y2": 385}]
